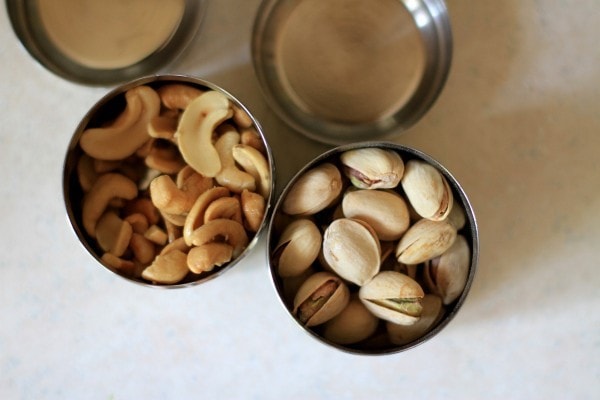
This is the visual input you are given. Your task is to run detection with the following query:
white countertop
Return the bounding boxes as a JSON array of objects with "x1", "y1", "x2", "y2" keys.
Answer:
[{"x1": 1, "y1": 1, "x2": 598, "y2": 399}]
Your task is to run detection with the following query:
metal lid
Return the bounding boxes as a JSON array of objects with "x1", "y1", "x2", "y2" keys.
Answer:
[
  {"x1": 6, "y1": 0, "x2": 207, "y2": 86},
  {"x1": 252, "y1": 0, "x2": 453, "y2": 144}
]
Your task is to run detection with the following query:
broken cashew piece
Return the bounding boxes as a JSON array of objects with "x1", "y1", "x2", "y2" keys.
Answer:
[
  {"x1": 187, "y1": 243, "x2": 234, "y2": 274},
  {"x1": 241, "y1": 189, "x2": 266, "y2": 233},
  {"x1": 80, "y1": 86, "x2": 161, "y2": 160},
  {"x1": 82, "y1": 173, "x2": 138, "y2": 237},
  {"x1": 188, "y1": 218, "x2": 249, "y2": 258},
  {"x1": 204, "y1": 196, "x2": 243, "y2": 224},
  {"x1": 101, "y1": 253, "x2": 137, "y2": 276},
  {"x1": 148, "y1": 109, "x2": 179, "y2": 140},
  {"x1": 176, "y1": 90, "x2": 233, "y2": 177},
  {"x1": 150, "y1": 174, "x2": 196, "y2": 215},
  {"x1": 144, "y1": 141, "x2": 186, "y2": 174},
  {"x1": 157, "y1": 84, "x2": 204, "y2": 110},
  {"x1": 129, "y1": 233, "x2": 156, "y2": 264},
  {"x1": 141, "y1": 249, "x2": 189, "y2": 285},
  {"x1": 232, "y1": 144, "x2": 271, "y2": 198},
  {"x1": 183, "y1": 186, "x2": 230, "y2": 246},
  {"x1": 215, "y1": 129, "x2": 256, "y2": 193},
  {"x1": 96, "y1": 211, "x2": 133, "y2": 257}
]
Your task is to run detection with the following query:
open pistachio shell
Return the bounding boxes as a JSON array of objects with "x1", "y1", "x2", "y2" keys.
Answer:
[
  {"x1": 273, "y1": 218, "x2": 322, "y2": 278},
  {"x1": 282, "y1": 163, "x2": 343, "y2": 216},
  {"x1": 323, "y1": 218, "x2": 381, "y2": 286},
  {"x1": 387, "y1": 294, "x2": 444, "y2": 345},
  {"x1": 323, "y1": 296, "x2": 379, "y2": 345},
  {"x1": 342, "y1": 189, "x2": 410, "y2": 241},
  {"x1": 359, "y1": 271, "x2": 424, "y2": 325},
  {"x1": 293, "y1": 271, "x2": 350, "y2": 327},
  {"x1": 340, "y1": 148, "x2": 404, "y2": 189},
  {"x1": 401, "y1": 159, "x2": 453, "y2": 221},
  {"x1": 424, "y1": 235, "x2": 470, "y2": 305},
  {"x1": 395, "y1": 219, "x2": 457, "y2": 265}
]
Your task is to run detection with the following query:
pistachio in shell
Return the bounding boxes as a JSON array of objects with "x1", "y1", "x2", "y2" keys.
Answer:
[
  {"x1": 273, "y1": 218, "x2": 322, "y2": 278},
  {"x1": 401, "y1": 159, "x2": 453, "y2": 221},
  {"x1": 342, "y1": 189, "x2": 410, "y2": 241},
  {"x1": 395, "y1": 219, "x2": 457, "y2": 265},
  {"x1": 359, "y1": 271, "x2": 424, "y2": 325},
  {"x1": 282, "y1": 163, "x2": 342, "y2": 216},
  {"x1": 293, "y1": 272, "x2": 350, "y2": 327},
  {"x1": 424, "y1": 235, "x2": 470, "y2": 305},
  {"x1": 387, "y1": 294, "x2": 444, "y2": 345},
  {"x1": 340, "y1": 147, "x2": 404, "y2": 189},
  {"x1": 323, "y1": 296, "x2": 379, "y2": 345},
  {"x1": 322, "y1": 218, "x2": 381, "y2": 286}
]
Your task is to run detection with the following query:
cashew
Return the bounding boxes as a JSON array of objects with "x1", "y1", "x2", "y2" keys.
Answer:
[
  {"x1": 241, "y1": 189, "x2": 266, "y2": 233},
  {"x1": 124, "y1": 198, "x2": 160, "y2": 226},
  {"x1": 232, "y1": 105, "x2": 253, "y2": 129},
  {"x1": 187, "y1": 243, "x2": 233, "y2": 274},
  {"x1": 95, "y1": 211, "x2": 133, "y2": 257},
  {"x1": 215, "y1": 129, "x2": 256, "y2": 193},
  {"x1": 101, "y1": 252, "x2": 137, "y2": 276},
  {"x1": 232, "y1": 144, "x2": 271, "y2": 198},
  {"x1": 80, "y1": 86, "x2": 160, "y2": 160},
  {"x1": 204, "y1": 196, "x2": 243, "y2": 224},
  {"x1": 183, "y1": 186, "x2": 230, "y2": 246},
  {"x1": 141, "y1": 249, "x2": 189, "y2": 285},
  {"x1": 157, "y1": 84, "x2": 204, "y2": 110},
  {"x1": 145, "y1": 141, "x2": 186, "y2": 174},
  {"x1": 188, "y1": 218, "x2": 249, "y2": 258},
  {"x1": 82, "y1": 173, "x2": 138, "y2": 237},
  {"x1": 77, "y1": 154, "x2": 98, "y2": 192},
  {"x1": 148, "y1": 109, "x2": 179, "y2": 140},
  {"x1": 177, "y1": 167, "x2": 214, "y2": 203},
  {"x1": 176, "y1": 90, "x2": 233, "y2": 177},
  {"x1": 160, "y1": 237, "x2": 189, "y2": 256},
  {"x1": 240, "y1": 129, "x2": 266, "y2": 155},
  {"x1": 144, "y1": 225, "x2": 168, "y2": 246},
  {"x1": 129, "y1": 233, "x2": 156, "y2": 264},
  {"x1": 93, "y1": 159, "x2": 121, "y2": 174},
  {"x1": 161, "y1": 210, "x2": 187, "y2": 227},
  {"x1": 124, "y1": 213, "x2": 149, "y2": 234},
  {"x1": 163, "y1": 217, "x2": 182, "y2": 243}
]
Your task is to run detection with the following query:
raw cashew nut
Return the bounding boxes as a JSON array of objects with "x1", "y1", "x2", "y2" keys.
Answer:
[
  {"x1": 95, "y1": 211, "x2": 133, "y2": 257},
  {"x1": 82, "y1": 173, "x2": 138, "y2": 237},
  {"x1": 129, "y1": 233, "x2": 156, "y2": 264},
  {"x1": 101, "y1": 253, "x2": 137, "y2": 276},
  {"x1": 124, "y1": 213, "x2": 149, "y2": 234},
  {"x1": 215, "y1": 129, "x2": 256, "y2": 193},
  {"x1": 124, "y1": 198, "x2": 160, "y2": 226},
  {"x1": 160, "y1": 237, "x2": 189, "y2": 256},
  {"x1": 144, "y1": 225, "x2": 168, "y2": 246},
  {"x1": 183, "y1": 186, "x2": 230, "y2": 246},
  {"x1": 240, "y1": 129, "x2": 266, "y2": 155},
  {"x1": 141, "y1": 249, "x2": 189, "y2": 284},
  {"x1": 188, "y1": 218, "x2": 249, "y2": 258},
  {"x1": 187, "y1": 243, "x2": 233, "y2": 274},
  {"x1": 150, "y1": 175, "x2": 196, "y2": 215},
  {"x1": 204, "y1": 196, "x2": 243, "y2": 224},
  {"x1": 232, "y1": 144, "x2": 271, "y2": 198},
  {"x1": 148, "y1": 109, "x2": 179, "y2": 140},
  {"x1": 144, "y1": 141, "x2": 186, "y2": 174},
  {"x1": 241, "y1": 189, "x2": 266, "y2": 232},
  {"x1": 176, "y1": 90, "x2": 233, "y2": 177},
  {"x1": 157, "y1": 84, "x2": 204, "y2": 110},
  {"x1": 80, "y1": 85, "x2": 161, "y2": 160},
  {"x1": 232, "y1": 105, "x2": 253, "y2": 129}
]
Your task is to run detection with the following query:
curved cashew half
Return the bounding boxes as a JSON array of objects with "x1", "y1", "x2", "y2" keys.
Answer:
[
  {"x1": 96, "y1": 211, "x2": 133, "y2": 257},
  {"x1": 145, "y1": 141, "x2": 186, "y2": 174},
  {"x1": 124, "y1": 198, "x2": 160, "y2": 226},
  {"x1": 101, "y1": 253, "x2": 137, "y2": 276},
  {"x1": 183, "y1": 186, "x2": 230, "y2": 246},
  {"x1": 240, "y1": 129, "x2": 266, "y2": 155},
  {"x1": 157, "y1": 84, "x2": 204, "y2": 110},
  {"x1": 204, "y1": 196, "x2": 243, "y2": 224},
  {"x1": 148, "y1": 109, "x2": 179, "y2": 140},
  {"x1": 141, "y1": 249, "x2": 189, "y2": 285},
  {"x1": 187, "y1": 243, "x2": 234, "y2": 274},
  {"x1": 176, "y1": 90, "x2": 233, "y2": 177},
  {"x1": 160, "y1": 237, "x2": 189, "y2": 256},
  {"x1": 124, "y1": 213, "x2": 149, "y2": 234},
  {"x1": 188, "y1": 218, "x2": 249, "y2": 258},
  {"x1": 80, "y1": 85, "x2": 161, "y2": 160},
  {"x1": 232, "y1": 105, "x2": 253, "y2": 129},
  {"x1": 241, "y1": 189, "x2": 266, "y2": 233},
  {"x1": 232, "y1": 144, "x2": 271, "y2": 198},
  {"x1": 82, "y1": 173, "x2": 138, "y2": 237},
  {"x1": 129, "y1": 233, "x2": 156, "y2": 264},
  {"x1": 215, "y1": 129, "x2": 256, "y2": 193}
]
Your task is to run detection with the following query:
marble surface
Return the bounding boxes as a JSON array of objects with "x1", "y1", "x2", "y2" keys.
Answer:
[{"x1": 1, "y1": 1, "x2": 598, "y2": 399}]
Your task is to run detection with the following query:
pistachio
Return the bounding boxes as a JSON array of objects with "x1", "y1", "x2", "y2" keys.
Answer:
[
  {"x1": 387, "y1": 294, "x2": 444, "y2": 345},
  {"x1": 359, "y1": 271, "x2": 424, "y2": 325},
  {"x1": 395, "y1": 219, "x2": 457, "y2": 265},
  {"x1": 340, "y1": 148, "x2": 404, "y2": 189},
  {"x1": 322, "y1": 218, "x2": 381, "y2": 286},
  {"x1": 447, "y1": 202, "x2": 466, "y2": 230},
  {"x1": 273, "y1": 218, "x2": 322, "y2": 278},
  {"x1": 424, "y1": 235, "x2": 470, "y2": 305},
  {"x1": 323, "y1": 296, "x2": 379, "y2": 345},
  {"x1": 293, "y1": 272, "x2": 350, "y2": 327},
  {"x1": 401, "y1": 159, "x2": 453, "y2": 221},
  {"x1": 342, "y1": 189, "x2": 410, "y2": 241},
  {"x1": 282, "y1": 163, "x2": 342, "y2": 216}
]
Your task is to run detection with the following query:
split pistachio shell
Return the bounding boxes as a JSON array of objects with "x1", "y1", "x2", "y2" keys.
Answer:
[
  {"x1": 323, "y1": 297, "x2": 379, "y2": 345},
  {"x1": 395, "y1": 219, "x2": 457, "y2": 265},
  {"x1": 274, "y1": 218, "x2": 322, "y2": 278},
  {"x1": 323, "y1": 218, "x2": 381, "y2": 286},
  {"x1": 447, "y1": 202, "x2": 466, "y2": 230},
  {"x1": 359, "y1": 271, "x2": 424, "y2": 325},
  {"x1": 424, "y1": 235, "x2": 470, "y2": 305},
  {"x1": 293, "y1": 272, "x2": 350, "y2": 327},
  {"x1": 340, "y1": 147, "x2": 404, "y2": 189},
  {"x1": 282, "y1": 163, "x2": 343, "y2": 216},
  {"x1": 401, "y1": 159, "x2": 453, "y2": 221},
  {"x1": 387, "y1": 294, "x2": 444, "y2": 345},
  {"x1": 342, "y1": 189, "x2": 410, "y2": 241}
]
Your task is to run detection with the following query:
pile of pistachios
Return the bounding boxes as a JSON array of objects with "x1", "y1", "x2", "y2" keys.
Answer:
[{"x1": 269, "y1": 146, "x2": 471, "y2": 349}]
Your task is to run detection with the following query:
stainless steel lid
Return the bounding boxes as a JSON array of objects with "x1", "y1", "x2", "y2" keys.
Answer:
[
  {"x1": 252, "y1": 0, "x2": 453, "y2": 144},
  {"x1": 6, "y1": 0, "x2": 207, "y2": 86}
]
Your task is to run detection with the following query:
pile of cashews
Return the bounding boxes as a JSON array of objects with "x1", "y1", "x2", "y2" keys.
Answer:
[{"x1": 76, "y1": 83, "x2": 271, "y2": 285}]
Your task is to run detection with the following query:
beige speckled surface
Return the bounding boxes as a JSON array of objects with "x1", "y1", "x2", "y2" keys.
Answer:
[{"x1": 1, "y1": 1, "x2": 598, "y2": 399}]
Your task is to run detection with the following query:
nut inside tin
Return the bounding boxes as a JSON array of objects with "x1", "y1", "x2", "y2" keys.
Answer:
[
  {"x1": 62, "y1": 75, "x2": 275, "y2": 288},
  {"x1": 267, "y1": 142, "x2": 478, "y2": 354},
  {"x1": 7, "y1": 0, "x2": 207, "y2": 86},
  {"x1": 252, "y1": 0, "x2": 453, "y2": 144}
]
